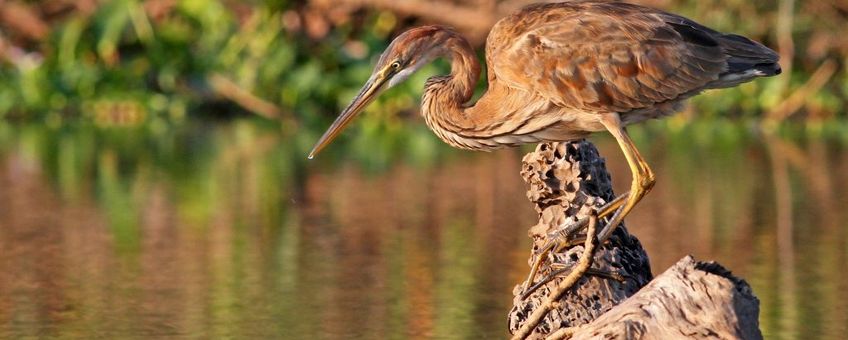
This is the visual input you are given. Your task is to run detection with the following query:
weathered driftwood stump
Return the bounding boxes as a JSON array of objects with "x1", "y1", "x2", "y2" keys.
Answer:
[
  {"x1": 508, "y1": 141, "x2": 653, "y2": 337},
  {"x1": 508, "y1": 141, "x2": 762, "y2": 339},
  {"x1": 568, "y1": 256, "x2": 762, "y2": 339}
]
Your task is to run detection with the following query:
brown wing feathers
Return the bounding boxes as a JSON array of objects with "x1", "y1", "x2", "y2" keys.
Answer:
[{"x1": 490, "y1": 1, "x2": 776, "y2": 113}]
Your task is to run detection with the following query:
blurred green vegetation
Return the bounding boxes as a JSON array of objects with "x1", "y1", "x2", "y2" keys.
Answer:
[
  {"x1": 0, "y1": 0, "x2": 844, "y2": 136},
  {"x1": 1, "y1": 2, "x2": 846, "y2": 338},
  {"x1": 0, "y1": 0, "x2": 439, "y2": 136}
]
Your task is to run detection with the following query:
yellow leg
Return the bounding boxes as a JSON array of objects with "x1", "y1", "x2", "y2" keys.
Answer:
[
  {"x1": 521, "y1": 114, "x2": 655, "y2": 296},
  {"x1": 596, "y1": 113, "x2": 655, "y2": 242}
]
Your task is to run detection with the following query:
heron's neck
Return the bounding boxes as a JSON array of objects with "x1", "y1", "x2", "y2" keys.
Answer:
[
  {"x1": 420, "y1": 36, "x2": 484, "y2": 148},
  {"x1": 443, "y1": 37, "x2": 481, "y2": 104}
]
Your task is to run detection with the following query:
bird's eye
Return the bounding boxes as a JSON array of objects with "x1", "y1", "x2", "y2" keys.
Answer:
[{"x1": 391, "y1": 61, "x2": 401, "y2": 70}]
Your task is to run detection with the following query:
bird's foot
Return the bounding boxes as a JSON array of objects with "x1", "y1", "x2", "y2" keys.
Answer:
[
  {"x1": 521, "y1": 193, "x2": 630, "y2": 297},
  {"x1": 550, "y1": 262, "x2": 628, "y2": 282},
  {"x1": 521, "y1": 261, "x2": 627, "y2": 300}
]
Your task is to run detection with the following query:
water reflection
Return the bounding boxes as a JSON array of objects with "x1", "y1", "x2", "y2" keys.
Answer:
[{"x1": 0, "y1": 120, "x2": 845, "y2": 339}]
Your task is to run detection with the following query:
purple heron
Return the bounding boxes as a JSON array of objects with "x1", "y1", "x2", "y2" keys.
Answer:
[{"x1": 309, "y1": 1, "x2": 780, "y2": 288}]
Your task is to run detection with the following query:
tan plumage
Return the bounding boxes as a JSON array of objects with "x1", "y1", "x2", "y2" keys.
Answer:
[
  {"x1": 309, "y1": 1, "x2": 780, "y2": 269},
  {"x1": 405, "y1": 1, "x2": 780, "y2": 150}
]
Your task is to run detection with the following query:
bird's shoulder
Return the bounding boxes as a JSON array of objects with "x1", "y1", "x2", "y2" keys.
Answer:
[
  {"x1": 486, "y1": 1, "x2": 654, "y2": 55},
  {"x1": 485, "y1": 1, "x2": 727, "y2": 113}
]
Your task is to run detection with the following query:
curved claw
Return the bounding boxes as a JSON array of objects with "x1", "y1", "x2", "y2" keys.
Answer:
[
  {"x1": 521, "y1": 265, "x2": 627, "y2": 300},
  {"x1": 521, "y1": 193, "x2": 630, "y2": 296},
  {"x1": 520, "y1": 212, "x2": 600, "y2": 301}
]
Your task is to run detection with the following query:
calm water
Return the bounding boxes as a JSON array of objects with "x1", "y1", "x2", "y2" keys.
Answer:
[{"x1": 0, "y1": 120, "x2": 846, "y2": 339}]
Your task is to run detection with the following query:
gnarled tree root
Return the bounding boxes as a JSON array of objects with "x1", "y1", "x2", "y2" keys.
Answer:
[{"x1": 509, "y1": 141, "x2": 761, "y2": 340}]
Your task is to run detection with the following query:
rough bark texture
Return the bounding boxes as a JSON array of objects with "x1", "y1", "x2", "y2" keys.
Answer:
[
  {"x1": 508, "y1": 141, "x2": 762, "y2": 339},
  {"x1": 569, "y1": 256, "x2": 763, "y2": 340},
  {"x1": 508, "y1": 141, "x2": 653, "y2": 338}
]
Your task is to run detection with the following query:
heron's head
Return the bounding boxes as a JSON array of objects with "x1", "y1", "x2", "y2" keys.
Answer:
[{"x1": 308, "y1": 26, "x2": 456, "y2": 159}]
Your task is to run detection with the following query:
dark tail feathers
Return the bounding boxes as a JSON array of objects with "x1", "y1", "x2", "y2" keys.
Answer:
[
  {"x1": 708, "y1": 33, "x2": 781, "y2": 88},
  {"x1": 720, "y1": 33, "x2": 781, "y2": 74}
]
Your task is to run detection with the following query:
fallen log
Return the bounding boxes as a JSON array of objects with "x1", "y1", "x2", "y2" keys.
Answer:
[
  {"x1": 508, "y1": 141, "x2": 762, "y2": 340},
  {"x1": 569, "y1": 256, "x2": 762, "y2": 340}
]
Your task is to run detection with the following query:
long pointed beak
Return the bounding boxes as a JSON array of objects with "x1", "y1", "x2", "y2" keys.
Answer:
[{"x1": 308, "y1": 72, "x2": 389, "y2": 159}]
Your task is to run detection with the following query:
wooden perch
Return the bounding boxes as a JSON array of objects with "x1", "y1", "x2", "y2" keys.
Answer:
[
  {"x1": 508, "y1": 141, "x2": 653, "y2": 338},
  {"x1": 509, "y1": 141, "x2": 762, "y2": 339},
  {"x1": 568, "y1": 256, "x2": 762, "y2": 340}
]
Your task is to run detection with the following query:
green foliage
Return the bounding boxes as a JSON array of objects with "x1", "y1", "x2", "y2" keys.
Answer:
[
  {"x1": 0, "y1": 0, "x2": 844, "y2": 134},
  {"x1": 0, "y1": 1, "x2": 389, "y2": 132}
]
